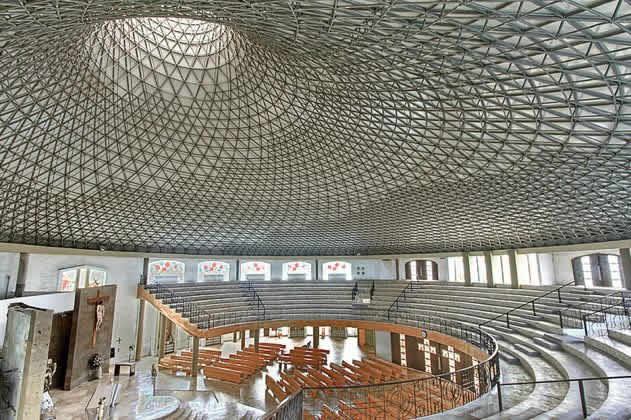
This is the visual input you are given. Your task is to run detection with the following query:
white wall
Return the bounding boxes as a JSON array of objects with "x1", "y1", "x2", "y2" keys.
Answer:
[
  {"x1": 375, "y1": 330, "x2": 392, "y2": 361},
  {"x1": 551, "y1": 249, "x2": 620, "y2": 285},
  {"x1": 22, "y1": 254, "x2": 144, "y2": 356},
  {"x1": 0, "y1": 292, "x2": 75, "y2": 348}
]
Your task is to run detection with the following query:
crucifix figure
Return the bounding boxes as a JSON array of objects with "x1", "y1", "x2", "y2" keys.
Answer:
[{"x1": 87, "y1": 290, "x2": 110, "y2": 348}]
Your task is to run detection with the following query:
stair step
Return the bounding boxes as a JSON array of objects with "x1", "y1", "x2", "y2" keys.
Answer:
[
  {"x1": 491, "y1": 325, "x2": 513, "y2": 334},
  {"x1": 609, "y1": 329, "x2": 631, "y2": 347},
  {"x1": 520, "y1": 314, "x2": 545, "y2": 321},
  {"x1": 513, "y1": 343, "x2": 540, "y2": 357},
  {"x1": 499, "y1": 352, "x2": 521, "y2": 365},
  {"x1": 585, "y1": 335, "x2": 631, "y2": 370},
  {"x1": 533, "y1": 336, "x2": 561, "y2": 350}
]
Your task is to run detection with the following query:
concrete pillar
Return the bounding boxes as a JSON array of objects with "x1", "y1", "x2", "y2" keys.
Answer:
[
  {"x1": 253, "y1": 329, "x2": 260, "y2": 352},
  {"x1": 484, "y1": 251, "x2": 494, "y2": 288},
  {"x1": 313, "y1": 326, "x2": 320, "y2": 348},
  {"x1": 135, "y1": 301, "x2": 145, "y2": 361},
  {"x1": 158, "y1": 313, "x2": 167, "y2": 359},
  {"x1": 241, "y1": 330, "x2": 246, "y2": 349},
  {"x1": 620, "y1": 248, "x2": 631, "y2": 290},
  {"x1": 395, "y1": 259, "x2": 400, "y2": 280},
  {"x1": 191, "y1": 336, "x2": 200, "y2": 377},
  {"x1": 135, "y1": 257, "x2": 149, "y2": 361},
  {"x1": 14, "y1": 252, "x2": 28, "y2": 297},
  {"x1": 462, "y1": 252, "x2": 472, "y2": 286},
  {"x1": 508, "y1": 250, "x2": 519, "y2": 289},
  {"x1": 2, "y1": 305, "x2": 54, "y2": 420}
]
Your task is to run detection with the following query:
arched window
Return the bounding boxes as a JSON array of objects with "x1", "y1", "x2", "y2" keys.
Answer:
[
  {"x1": 58, "y1": 265, "x2": 107, "y2": 291},
  {"x1": 282, "y1": 261, "x2": 312, "y2": 280},
  {"x1": 572, "y1": 253, "x2": 623, "y2": 288},
  {"x1": 241, "y1": 261, "x2": 271, "y2": 281},
  {"x1": 404, "y1": 260, "x2": 438, "y2": 281},
  {"x1": 150, "y1": 260, "x2": 185, "y2": 283},
  {"x1": 198, "y1": 261, "x2": 230, "y2": 282},
  {"x1": 323, "y1": 261, "x2": 352, "y2": 280}
]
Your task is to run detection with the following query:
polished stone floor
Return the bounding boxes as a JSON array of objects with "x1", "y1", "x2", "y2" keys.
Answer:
[{"x1": 51, "y1": 335, "x2": 365, "y2": 419}]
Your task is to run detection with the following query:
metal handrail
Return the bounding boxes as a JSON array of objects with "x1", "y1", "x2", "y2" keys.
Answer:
[
  {"x1": 266, "y1": 313, "x2": 499, "y2": 419},
  {"x1": 478, "y1": 279, "x2": 580, "y2": 329},
  {"x1": 240, "y1": 280, "x2": 266, "y2": 320},
  {"x1": 558, "y1": 290, "x2": 630, "y2": 334},
  {"x1": 386, "y1": 281, "x2": 419, "y2": 319},
  {"x1": 148, "y1": 282, "x2": 215, "y2": 329},
  {"x1": 497, "y1": 375, "x2": 631, "y2": 418}
]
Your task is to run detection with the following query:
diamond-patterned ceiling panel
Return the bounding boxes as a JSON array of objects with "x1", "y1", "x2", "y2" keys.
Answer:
[{"x1": 0, "y1": 1, "x2": 630, "y2": 256}]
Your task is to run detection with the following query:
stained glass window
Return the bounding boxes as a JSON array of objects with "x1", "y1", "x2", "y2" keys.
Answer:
[
  {"x1": 323, "y1": 261, "x2": 352, "y2": 280},
  {"x1": 198, "y1": 261, "x2": 230, "y2": 281},
  {"x1": 282, "y1": 261, "x2": 311, "y2": 280}
]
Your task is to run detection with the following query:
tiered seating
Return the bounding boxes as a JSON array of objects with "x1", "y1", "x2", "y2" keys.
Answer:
[
  {"x1": 145, "y1": 282, "x2": 257, "y2": 327},
  {"x1": 251, "y1": 281, "x2": 356, "y2": 320}
]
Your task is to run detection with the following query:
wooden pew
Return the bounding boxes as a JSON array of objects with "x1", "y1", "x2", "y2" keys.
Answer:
[
  {"x1": 265, "y1": 375, "x2": 288, "y2": 403},
  {"x1": 203, "y1": 365, "x2": 244, "y2": 384}
]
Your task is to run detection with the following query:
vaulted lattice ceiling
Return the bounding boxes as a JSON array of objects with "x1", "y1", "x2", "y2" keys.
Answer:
[{"x1": 0, "y1": 1, "x2": 630, "y2": 256}]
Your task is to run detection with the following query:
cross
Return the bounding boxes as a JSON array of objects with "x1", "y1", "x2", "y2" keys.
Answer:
[{"x1": 87, "y1": 290, "x2": 110, "y2": 348}]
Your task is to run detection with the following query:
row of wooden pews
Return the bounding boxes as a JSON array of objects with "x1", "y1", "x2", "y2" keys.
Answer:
[
  {"x1": 279, "y1": 345, "x2": 329, "y2": 369},
  {"x1": 159, "y1": 342, "x2": 286, "y2": 384},
  {"x1": 308, "y1": 372, "x2": 476, "y2": 419},
  {"x1": 158, "y1": 349, "x2": 222, "y2": 374},
  {"x1": 267, "y1": 356, "x2": 457, "y2": 419}
]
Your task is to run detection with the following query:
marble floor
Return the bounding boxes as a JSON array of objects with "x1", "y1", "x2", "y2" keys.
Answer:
[{"x1": 50, "y1": 335, "x2": 366, "y2": 419}]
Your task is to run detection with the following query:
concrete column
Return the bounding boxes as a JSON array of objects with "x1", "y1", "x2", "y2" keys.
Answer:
[
  {"x1": 253, "y1": 329, "x2": 260, "y2": 352},
  {"x1": 241, "y1": 330, "x2": 246, "y2": 349},
  {"x1": 620, "y1": 248, "x2": 631, "y2": 290},
  {"x1": 462, "y1": 252, "x2": 472, "y2": 286},
  {"x1": 14, "y1": 252, "x2": 28, "y2": 297},
  {"x1": 135, "y1": 302, "x2": 145, "y2": 361},
  {"x1": 313, "y1": 326, "x2": 320, "y2": 348},
  {"x1": 1, "y1": 305, "x2": 53, "y2": 420},
  {"x1": 158, "y1": 313, "x2": 167, "y2": 359},
  {"x1": 484, "y1": 251, "x2": 494, "y2": 288},
  {"x1": 395, "y1": 259, "x2": 400, "y2": 281},
  {"x1": 135, "y1": 257, "x2": 149, "y2": 361},
  {"x1": 508, "y1": 249, "x2": 519, "y2": 289},
  {"x1": 191, "y1": 336, "x2": 200, "y2": 377}
]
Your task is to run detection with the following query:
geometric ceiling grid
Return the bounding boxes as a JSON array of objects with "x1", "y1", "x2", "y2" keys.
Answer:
[{"x1": 0, "y1": 1, "x2": 629, "y2": 256}]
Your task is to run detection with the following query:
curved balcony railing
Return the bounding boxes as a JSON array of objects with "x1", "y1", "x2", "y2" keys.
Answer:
[{"x1": 264, "y1": 312, "x2": 499, "y2": 419}]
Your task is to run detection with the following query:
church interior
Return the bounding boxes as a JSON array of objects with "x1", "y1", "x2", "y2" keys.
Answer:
[{"x1": 0, "y1": 1, "x2": 631, "y2": 419}]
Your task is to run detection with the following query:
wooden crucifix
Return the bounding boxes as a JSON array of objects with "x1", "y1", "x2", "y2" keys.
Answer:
[{"x1": 87, "y1": 290, "x2": 110, "y2": 348}]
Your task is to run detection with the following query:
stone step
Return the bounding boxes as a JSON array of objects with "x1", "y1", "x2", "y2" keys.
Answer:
[
  {"x1": 513, "y1": 343, "x2": 540, "y2": 357},
  {"x1": 533, "y1": 336, "x2": 561, "y2": 350},
  {"x1": 584, "y1": 335, "x2": 631, "y2": 370},
  {"x1": 608, "y1": 329, "x2": 631, "y2": 347},
  {"x1": 499, "y1": 352, "x2": 521, "y2": 365},
  {"x1": 543, "y1": 333, "x2": 583, "y2": 345},
  {"x1": 520, "y1": 314, "x2": 545, "y2": 321}
]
